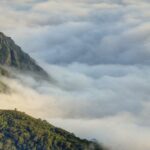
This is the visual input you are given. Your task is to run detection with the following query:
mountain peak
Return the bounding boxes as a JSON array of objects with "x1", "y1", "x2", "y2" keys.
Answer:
[{"x1": 0, "y1": 32, "x2": 49, "y2": 79}]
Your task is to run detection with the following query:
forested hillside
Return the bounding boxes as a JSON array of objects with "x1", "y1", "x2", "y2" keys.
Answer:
[{"x1": 0, "y1": 110, "x2": 104, "y2": 150}]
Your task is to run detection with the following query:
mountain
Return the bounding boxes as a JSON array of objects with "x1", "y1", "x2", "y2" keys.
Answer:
[
  {"x1": 0, "y1": 32, "x2": 49, "y2": 79},
  {"x1": 0, "y1": 110, "x2": 105, "y2": 150},
  {"x1": 0, "y1": 33, "x2": 106, "y2": 149}
]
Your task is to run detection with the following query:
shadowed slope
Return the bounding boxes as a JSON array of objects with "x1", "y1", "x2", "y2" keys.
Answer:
[{"x1": 0, "y1": 32, "x2": 49, "y2": 79}]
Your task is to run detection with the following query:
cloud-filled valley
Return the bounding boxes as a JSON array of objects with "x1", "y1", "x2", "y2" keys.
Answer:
[{"x1": 0, "y1": 0, "x2": 150, "y2": 150}]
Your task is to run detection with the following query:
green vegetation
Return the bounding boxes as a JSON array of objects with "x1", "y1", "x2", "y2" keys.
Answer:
[{"x1": 0, "y1": 110, "x2": 104, "y2": 150}]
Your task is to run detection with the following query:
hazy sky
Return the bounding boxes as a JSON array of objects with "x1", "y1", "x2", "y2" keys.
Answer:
[{"x1": 0, "y1": 0, "x2": 150, "y2": 150}]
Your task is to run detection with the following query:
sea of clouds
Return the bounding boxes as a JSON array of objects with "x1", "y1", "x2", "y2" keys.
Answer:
[{"x1": 0, "y1": 0, "x2": 150, "y2": 150}]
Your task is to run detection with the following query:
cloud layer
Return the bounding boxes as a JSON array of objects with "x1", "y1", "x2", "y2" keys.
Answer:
[
  {"x1": 1, "y1": 0, "x2": 150, "y2": 65},
  {"x1": 0, "y1": 0, "x2": 150, "y2": 150}
]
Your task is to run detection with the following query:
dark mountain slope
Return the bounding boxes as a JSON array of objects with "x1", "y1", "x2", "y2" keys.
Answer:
[
  {"x1": 0, "y1": 66, "x2": 10, "y2": 93},
  {"x1": 0, "y1": 110, "x2": 105, "y2": 150},
  {"x1": 0, "y1": 32, "x2": 49, "y2": 79}
]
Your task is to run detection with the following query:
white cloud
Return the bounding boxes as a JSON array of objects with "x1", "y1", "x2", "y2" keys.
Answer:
[
  {"x1": 1, "y1": 0, "x2": 149, "y2": 65},
  {"x1": 0, "y1": 0, "x2": 150, "y2": 150}
]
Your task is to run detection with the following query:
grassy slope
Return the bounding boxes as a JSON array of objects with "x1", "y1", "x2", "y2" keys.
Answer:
[{"x1": 0, "y1": 110, "x2": 105, "y2": 150}]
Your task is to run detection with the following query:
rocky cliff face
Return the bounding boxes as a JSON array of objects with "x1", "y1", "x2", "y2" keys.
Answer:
[{"x1": 0, "y1": 32, "x2": 49, "y2": 79}]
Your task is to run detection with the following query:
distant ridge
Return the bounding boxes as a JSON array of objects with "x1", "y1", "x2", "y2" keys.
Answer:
[{"x1": 0, "y1": 32, "x2": 49, "y2": 79}]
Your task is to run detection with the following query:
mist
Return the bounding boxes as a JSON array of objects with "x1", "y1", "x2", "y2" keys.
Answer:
[
  {"x1": 1, "y1": 63, "x2": 150, "y2": 150},
  {"x1": 0, "y1": 0, "x2": 150, "y2": 150}
]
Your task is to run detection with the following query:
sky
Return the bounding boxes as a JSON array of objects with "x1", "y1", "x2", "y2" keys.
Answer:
[{"x1": 0, "y1": 0, "x2": 150, "y2": 150}]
